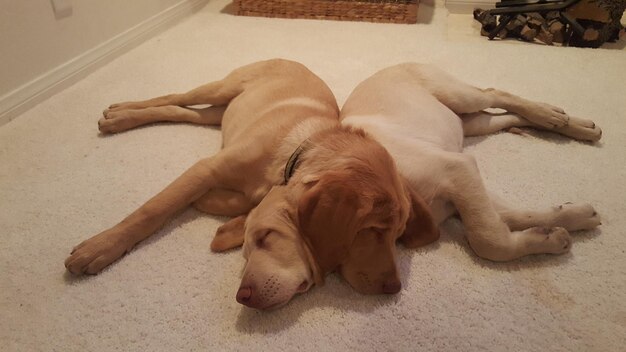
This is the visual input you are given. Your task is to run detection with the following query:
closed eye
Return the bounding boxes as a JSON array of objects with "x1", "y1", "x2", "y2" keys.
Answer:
[
  {"x1": 255, "y1": 231, "x2": 272, "y2": 249},
  {"x1": 358, "y1": 227, "x2": 387, "y2": 243}
]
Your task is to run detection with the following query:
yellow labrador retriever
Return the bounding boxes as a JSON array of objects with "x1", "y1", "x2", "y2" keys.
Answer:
[
  {"x1": 341, "y1": 63, "x2": 602, "y2": 262},
  {"x1": 65, "y1": 59, "x2": 436, "y2": 310},
  {"x1": 65, "y1": 59, "x2": 342, "y2": 276}
]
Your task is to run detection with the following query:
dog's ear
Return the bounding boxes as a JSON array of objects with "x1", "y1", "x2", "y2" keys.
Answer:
[
  {"x1": 297, "y1": 172, "x2": 364, "y2": 278},
  {"x1": 210, "y1": 215, "x2": 246, "y2": 252},
  {"x1": 398, "y1": 183, "x2": 439, "y2": 248}
]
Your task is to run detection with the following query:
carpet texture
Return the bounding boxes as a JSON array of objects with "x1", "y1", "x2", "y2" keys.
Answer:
[{"x1": 1, "y1": 1, "x2": 625, "y2": 351}]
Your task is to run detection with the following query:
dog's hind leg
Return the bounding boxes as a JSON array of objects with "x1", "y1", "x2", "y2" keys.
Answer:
[
  {"x1": 449, "y1": 86, "x2": 601, "y2": 140},
  {"x1": 105, "y1": 78, "x2": 241, "y2": 113},
  {"x1": 438, "y1": 152, "x2": 573, "y2": 261},
  {"x1": 461, "y1": 111, "x2": 602, "y2": 142},
  {"x1": 406, "y1": 65, "x2": 601, "y2": 140},
  {"x1": 413, "y1": 67, "x2": 567, "y2": 128},
  {"x1": 99, "y1": 105, "x2": 225, "y2": 134},
  {"x1": 461, "y1": 111, "x2": 531, "y2": 136},
  {"x1": 105, "y1": 60, "x2": 283, "y2": 112}
]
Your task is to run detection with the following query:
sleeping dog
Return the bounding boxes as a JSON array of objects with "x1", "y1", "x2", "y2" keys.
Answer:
[{"x1": 340, "y1": 63, "x2": 602, "y2": 262}]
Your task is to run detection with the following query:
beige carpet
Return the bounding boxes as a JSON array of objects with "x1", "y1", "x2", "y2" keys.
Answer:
[{"x1": 2, "y1": 1, "x2": 625, "y2": 351}]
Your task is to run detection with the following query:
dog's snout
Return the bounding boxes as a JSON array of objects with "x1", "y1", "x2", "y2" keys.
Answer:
[
  {"x1": 236, "y1": 286, "x2": 253, "y2": 305},
  {"x1": 382, "y1": 279, "x2": 401, "y2": 294}
]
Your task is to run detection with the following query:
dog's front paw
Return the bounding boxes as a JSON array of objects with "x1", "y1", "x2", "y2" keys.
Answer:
[
  {"x1": 553, "y1": 203, "x2": 601, "y2": 231},
  {"x1": 65, "y1": 230, "x2": 131, "y2": 275},
  {"x1": 527, "y1": 226, "x2": 572, "y2": 254}
]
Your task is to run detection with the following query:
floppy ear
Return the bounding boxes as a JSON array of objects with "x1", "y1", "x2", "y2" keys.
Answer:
[
  {"x1": 210, "y1": 215, "x2": 246, "y2": 252},
  {"x1": 297, "y1": 173, "x2": 363, "y2": 278},
  {"x1": 399, "y1": 184, "x2": 439, "y2": 248}
]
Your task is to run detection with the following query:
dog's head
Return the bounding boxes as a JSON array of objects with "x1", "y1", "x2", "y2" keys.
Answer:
[
  {"x1": 296, "y1": 142, "x2": 439, "y2": 295},
  {"x1": 212, "y1": 186, "x2": 319, "y2": 310},
  {"x1": 211, "y1": 127, "x2": 438, "y2": 308}
]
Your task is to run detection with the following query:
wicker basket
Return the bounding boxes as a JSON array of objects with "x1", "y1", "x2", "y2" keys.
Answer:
[{"x1": 233, "y1": 0, "x2": 419, "y2": 24}]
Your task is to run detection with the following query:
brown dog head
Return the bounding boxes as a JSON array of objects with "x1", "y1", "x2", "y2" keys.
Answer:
[{"x1": 297, "y1": 129, "x2": 439, "y2": 295}]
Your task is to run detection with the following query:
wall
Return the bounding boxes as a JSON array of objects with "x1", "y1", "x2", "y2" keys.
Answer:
[
  {"x1": 446, "y1": 0, "x2": 496, "y2": 14},
  {"x1": 0, "y1": 0, "x2": 207, "y2": 124}
]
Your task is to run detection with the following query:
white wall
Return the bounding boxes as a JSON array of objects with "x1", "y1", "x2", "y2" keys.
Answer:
[
  {"x1": 446, "y1": 0, "x2": 496, "y2": 14},
  {"x1": 0, "y1": 0, "x2": 207, "y2": 124}
]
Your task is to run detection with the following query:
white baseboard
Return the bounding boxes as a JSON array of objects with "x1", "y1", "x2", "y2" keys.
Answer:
[
  {"x1": 0, "y1": 0, "x2": 208, "y2": 126},
  {"x1": 446, "y1": 0, "x2": 496, "y2": 14}
]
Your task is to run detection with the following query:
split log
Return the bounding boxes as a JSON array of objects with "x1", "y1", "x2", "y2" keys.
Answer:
[
  {"x1": 474, "y1": 8, "x2": 497, "y2": 32},
  {"x1": 520, "y1": 25, "x2": 538, "y2": 41},
  {"x1": 583, "y1": 27, "x2": 601, "y2": 41},
  {"x1": 545, "y1": 11, "x2": 560, "y2": 21},
  {"x1": 549, "y1": 21, "x2": 566, "y2": 43},
  {"x1": 536, "y1": 25, "x2": 554, "y2": 45},
  {"x1": 527, "y1": 12, "x2": 544, "y2": 29}
]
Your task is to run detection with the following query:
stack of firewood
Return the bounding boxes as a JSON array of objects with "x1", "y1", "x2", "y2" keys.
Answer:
[
  {"x1": 474, "y1": 0, "x2": 625, "y2": 48},
  {"x1": 474, "y1": 10, "x2": 567, "y2": 44}
]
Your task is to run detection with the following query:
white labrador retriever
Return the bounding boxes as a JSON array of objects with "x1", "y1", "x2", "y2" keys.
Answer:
[{"x1": 341, "y1": 63, "x2": 602, "y2": 261}]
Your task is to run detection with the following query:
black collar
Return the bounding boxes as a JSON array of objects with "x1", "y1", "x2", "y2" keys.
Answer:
[{"x1": 283, "y1": 141, "x2": 309, "y2": 184}]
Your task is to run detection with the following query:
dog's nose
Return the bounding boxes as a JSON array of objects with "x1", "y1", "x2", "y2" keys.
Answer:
[
  {"x1": 382, "y1": 280, "x2": 402, "y2": 294},
  {"x1": 236, "y1": 286, "x2": 253, "y2": 305}
]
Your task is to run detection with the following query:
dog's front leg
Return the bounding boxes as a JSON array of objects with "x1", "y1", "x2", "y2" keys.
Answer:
[
  {"x1": 65, "y1": 155, "x2": 228, "y2": 275},
  {"x1": 489, "y1": 193, "x2": 601, "y2": 232},
  {"x1": 439, "y1": 152, "x2": 572, "y2": 261}
]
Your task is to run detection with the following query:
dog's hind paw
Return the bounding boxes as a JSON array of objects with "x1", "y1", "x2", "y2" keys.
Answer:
[
  {"x1": 527, "y1": 103, "x2": 570, "y2": 129},
  {"x1": 98, "y1": 109, "x2": 142, "y2": 134},
  {"x1": 555, "y1": 116, "x2": 602, "y2": 142}
]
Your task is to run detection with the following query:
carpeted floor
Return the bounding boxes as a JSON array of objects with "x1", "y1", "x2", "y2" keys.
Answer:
[{"x1": 1, "y1": 1, "x2": 625, "y2": 351}]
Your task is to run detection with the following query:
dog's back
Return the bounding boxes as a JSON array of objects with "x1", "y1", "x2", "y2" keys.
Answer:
[
  {"x1": 218, "y1": 59, "x2": 339, "y2": 147},
  {"x1": 341, "y1": 64, "x2": 464, "y2": 154}
]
